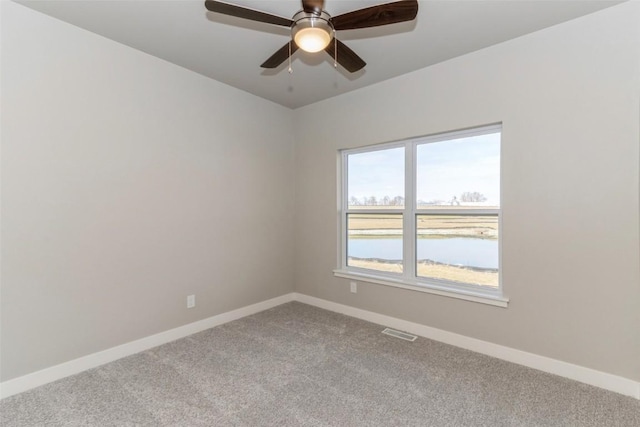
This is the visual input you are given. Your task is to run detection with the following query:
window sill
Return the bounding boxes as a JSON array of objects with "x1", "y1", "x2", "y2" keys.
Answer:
[{"x1": 333, "y1": 269, "x2": 509, "y2": 308}]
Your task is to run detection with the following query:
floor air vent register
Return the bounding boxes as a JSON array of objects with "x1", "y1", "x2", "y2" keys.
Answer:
[{"x1": 381, "y1": 328, "x2": 418, "y2": 342}]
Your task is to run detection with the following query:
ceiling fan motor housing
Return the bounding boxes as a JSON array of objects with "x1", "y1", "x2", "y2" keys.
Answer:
[{"x1": 292, "y1": 10, "x2": 334, "y2": 53}]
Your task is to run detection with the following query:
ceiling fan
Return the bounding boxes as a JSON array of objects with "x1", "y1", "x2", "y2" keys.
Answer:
[{"x1": 204, "y1": 0, "x2": 419, "y2": 73}]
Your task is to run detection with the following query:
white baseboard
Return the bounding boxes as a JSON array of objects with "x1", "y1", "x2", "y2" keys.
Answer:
[
  {"x1": 0, "y1": 293, "x2": 296, "y2": 399},
  {"x1": 292, "y1": 293, "x2": 640, "y2": 400},
  {"x1": 3, "y1": 292, "x2": 638, "y2": 401}
]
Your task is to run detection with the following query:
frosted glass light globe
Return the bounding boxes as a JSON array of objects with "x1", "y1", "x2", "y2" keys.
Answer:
[
  {"x1": 294, "y1": 27, "x2": 332, "y2": 53},
  {"x1": 292, "y1": 11, "x2": 333, "y2": 54}
]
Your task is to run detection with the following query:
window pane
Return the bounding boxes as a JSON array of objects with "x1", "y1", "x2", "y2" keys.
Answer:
[
  {"x1": 416, "y1": 132, "x2": 500, "y2": 208},
  {"x1": 347, "y1": 147, "x2": 404, "y2": 209},
  {"x1": 416, "y1": 215, "x2": 498, "y2": 287},
  {"x1": 347, "y1": 214, "x2": 402, "y2": 273}
]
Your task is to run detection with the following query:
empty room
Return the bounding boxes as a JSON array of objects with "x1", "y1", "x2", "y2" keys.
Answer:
[{"x1": 1, "y1": 0, "x2": 639, "y2": 425}]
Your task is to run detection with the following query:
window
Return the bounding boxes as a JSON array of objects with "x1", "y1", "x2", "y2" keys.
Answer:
[{"x1": 337, "y1": 125, "x2": 506, "y2": 307}]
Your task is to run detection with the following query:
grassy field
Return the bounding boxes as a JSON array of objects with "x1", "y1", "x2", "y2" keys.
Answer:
[{"x1": 348, "y1": 214, "x2": 498, "y2": 239}]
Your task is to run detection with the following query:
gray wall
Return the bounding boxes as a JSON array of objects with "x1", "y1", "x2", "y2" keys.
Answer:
[
  {"x1": 293, "y1": 2, "x2": 640, "y2": 381},
  {"x1": 1, "y1": 2, "x2": 294, "y2": 381}
]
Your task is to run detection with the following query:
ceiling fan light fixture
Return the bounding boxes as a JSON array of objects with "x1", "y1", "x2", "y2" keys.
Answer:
[
  {"x1": 206, "y1": 0, "x2": 420, "y2": 73},
  {"x1": 292, "y1": 11, "x2": 333, "y2": 53}
]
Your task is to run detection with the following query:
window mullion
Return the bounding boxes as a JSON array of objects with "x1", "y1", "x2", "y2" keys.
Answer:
[{"x1": 403, "y1": 141, "x2": 415, "y2": 280}]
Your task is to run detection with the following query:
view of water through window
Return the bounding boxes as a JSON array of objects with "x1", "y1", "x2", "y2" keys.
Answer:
[
  {"x1": 348, "y1": 237, "x2": 497, "y2": 269},
  {"x1": 345, "y1": 129, "x2": 501, "y2": 289},
  {"x1": 347, "y1": 214, "x2": 499, "y2": 287}
]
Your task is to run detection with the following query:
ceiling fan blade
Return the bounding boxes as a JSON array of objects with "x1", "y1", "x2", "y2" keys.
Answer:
[
  {"x1": 205, "y1": 0, "x2": 293, "y2": 27},
  {"x1": 261, "y1": 41, "x2": 299, "y2": 68},
  {"x1": 302, "y1": 0, "x2": 324, "y2": 14},
  {"x1": 324, "y1": 39, "x2": 366, "y2": 73},
  {"x1": 331, "y1": 0, "x2": 418, "y2": 31}
]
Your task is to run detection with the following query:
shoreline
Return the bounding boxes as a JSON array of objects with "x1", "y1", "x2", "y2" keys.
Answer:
[{"x1": 348, "y1": 257, "x2": 499, "y2": 287}]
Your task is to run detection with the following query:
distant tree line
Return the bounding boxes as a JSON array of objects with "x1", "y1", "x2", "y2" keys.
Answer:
[
  {"x1": 349, "y1": 191, "x2": 487, "y2": 206},
  {"x1": 460, "y1": 191, "x2": 487, "y2": 203},
  {"x1": 349, "y1": 196, "x2": 404, "y2": 206}
]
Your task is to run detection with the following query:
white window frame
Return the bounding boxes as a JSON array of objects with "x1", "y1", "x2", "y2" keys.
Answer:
[{"x1": 334, "y1": 124, "x2": 508, "y2": 308}]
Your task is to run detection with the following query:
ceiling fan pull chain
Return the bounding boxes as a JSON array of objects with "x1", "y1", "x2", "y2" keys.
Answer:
[{"x1": 288, "y1": 41, "x2": 293, "y2": 74}]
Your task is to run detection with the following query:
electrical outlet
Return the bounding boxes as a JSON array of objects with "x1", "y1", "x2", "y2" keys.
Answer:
[
  {"x1": 187, "y1": 294, "x2": 195, "y2": 308},
  {"x1": 350, "y1": 281, "x2": 357, "y2": 293}
]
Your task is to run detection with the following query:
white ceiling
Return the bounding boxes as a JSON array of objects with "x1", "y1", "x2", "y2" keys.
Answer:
[{"x1": 17, "y1": 0, "x2": 623, "y2": 109}]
